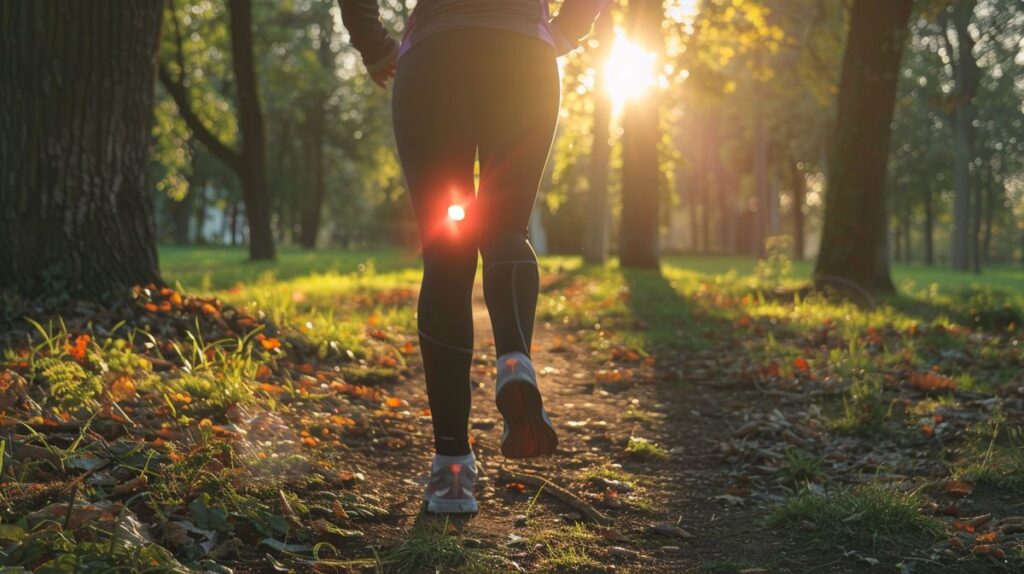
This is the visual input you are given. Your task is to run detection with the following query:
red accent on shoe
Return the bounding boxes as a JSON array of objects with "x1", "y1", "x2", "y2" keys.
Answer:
[{"x1": 505, "y1": 358, "x2": 518, "y2": 372}]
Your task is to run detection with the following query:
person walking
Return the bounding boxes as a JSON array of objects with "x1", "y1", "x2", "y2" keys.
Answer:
[{"x1": 338, "y1": 0, "x2": 607, "y2": 513}]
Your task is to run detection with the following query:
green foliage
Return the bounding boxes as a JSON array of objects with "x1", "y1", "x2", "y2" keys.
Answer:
[
  {"x1": 625, "y1": 436, "x2": 669, "y2": 461},
  {"x1": 769, "y1": 483, "x2": 943, "y2": 550},
  {"x1": 34, "y1": 357, "x2": 104, "y2": 411},
  {"x1": 383, "y1": 522, "x2": 486, "y2": 574},
  {"x1": 753, "y1": 235, "x2": 794, "y2": 290}
]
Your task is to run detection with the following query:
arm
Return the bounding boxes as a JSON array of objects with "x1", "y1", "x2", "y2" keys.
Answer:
[
  {"x1": 549, "y1": 0, "x2": 610, "y2": 56},
  {"x1": 337, "y1": 0, "x2": 398, "y2": 73}
]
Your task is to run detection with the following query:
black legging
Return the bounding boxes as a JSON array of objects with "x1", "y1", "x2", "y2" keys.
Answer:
[{"x1": 392, "y1": 28, "x2": 560, "y2": 456}]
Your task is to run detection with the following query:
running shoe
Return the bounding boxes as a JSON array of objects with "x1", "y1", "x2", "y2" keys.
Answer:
[
  {"x1": 495, "y1": 351, "x2": 558, "y2": 459},
  {"x1": 423, "y1": 452, "x2": 478, "y2": 513}
]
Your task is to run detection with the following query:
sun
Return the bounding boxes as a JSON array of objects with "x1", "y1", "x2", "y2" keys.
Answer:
[{"x1": 603, "y1": 32, "x2": 659, "y2": 116}]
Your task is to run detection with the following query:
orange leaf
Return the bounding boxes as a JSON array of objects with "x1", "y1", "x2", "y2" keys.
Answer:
[
  {"x1": 910, "y1": 372, "x2": 957, "y2": 392},
  {"x1": 976, "y1": 531, "x2": 997, "y2": 543},
  {"x1": 109, "y1": 376, "x2": 136, "y2": 402},
  {"x1": 793, "y1": 357, "x2": 810, "y2": 373},
  {"x1": 260, "y1": 337, "x2": 282, "y2": 350},
  {"x1": 944, "y1": 480, "x2": 973, "y2": 496}
]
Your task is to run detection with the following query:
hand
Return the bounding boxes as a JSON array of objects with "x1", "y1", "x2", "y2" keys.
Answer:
[
  {"x1": 370, "y1": 62, "x2": 396, "y2": 89},
  {"x1": 366, "y1": 45, "x2": 398, "y2": 89}
]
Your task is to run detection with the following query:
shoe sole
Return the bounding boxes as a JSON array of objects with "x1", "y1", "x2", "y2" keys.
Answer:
[
  {"x1": 497, "y1": 379, "x2": 558, "y2": 459},
  {"x1": 426, "y1": 497, "x2": 478, "y2": 514}
]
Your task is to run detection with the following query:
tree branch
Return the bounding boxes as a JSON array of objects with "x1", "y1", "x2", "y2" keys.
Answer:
[{"x1": 159, "y1": 65, "x2": 242, "y2": 173}]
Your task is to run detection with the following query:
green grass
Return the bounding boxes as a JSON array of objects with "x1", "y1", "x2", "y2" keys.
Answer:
[
  {"x1": 768, "y1": 483, "x2": 944, "y2": 551},
  {"x1": 382, "y1": 523, "x2": 490, "y2": 574},
  {"x1": 624, "y1": 436, "x2": 669, "y2": 461},
  {"x1": 160, "y1": 245, "x2": 418, "y2": 291}
]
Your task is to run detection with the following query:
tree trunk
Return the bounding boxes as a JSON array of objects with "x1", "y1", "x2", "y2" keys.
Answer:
[
  {"x1": 948, "y1": 0, "x2": 979, "y2": 272},
  {"x1": 814, "y1": 0, "x2": 913, "y2": 295},
  {"x1": 300, "y1": 99, "x2": 327, "y2": 249},
  {"x1": 0, "y1": 0, "x2": 164, "y2": 300},
  {"x1": 789, "y1": 158, "x2": 806, "y2": 260},
  {"x1": 584, "y1": 12, "x2": 613, "y2": 264},
  {"x1": 971, "y1": 158, "x2": 984, "y2": 273},
  {"x1": 619, "y1": 0, "x2": 664, "y2": 269},
  {"x1": 753, "y1": 102, "x2": 769, "y2": 257},
  {"x1": 924, "y1": 189, "x2": 934, "y2": 265},
  {"x1": 229, "y1": 0, "x2": 275, "y2": 260},
  {"x1": 982, "y1": 177, "x2": 996, "y2": 264},
  {"x1": 893, "y1": 218, "x2": 903, "y2": 263}
]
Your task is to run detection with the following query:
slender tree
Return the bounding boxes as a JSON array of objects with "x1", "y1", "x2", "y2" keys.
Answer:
[
  {"x1": 815, "y1": 0, "x2": 914, "y2": 295},
  {"x1": 944, "y1": 0, "x2": 981, "y2": 271},
  {"x1": 620, "y1": 0, "x2": 665, "y2": 269},
  {"x1": 160, "y1": 0, "x2": 275, "y2": 260},
  {"x1": 584, "y1": 12, "x2": 614, "y2": 265},
  {"x1": 0, "y1": 0, "x2": 164, "y2": 300}
]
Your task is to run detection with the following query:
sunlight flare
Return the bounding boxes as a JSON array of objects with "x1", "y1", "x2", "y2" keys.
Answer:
[{"x1": 604, "y1": 32, "x2": 658, "y2": 116}]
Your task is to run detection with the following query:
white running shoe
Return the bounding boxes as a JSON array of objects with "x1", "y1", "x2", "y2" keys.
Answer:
[
  {"x1": 495, "y1": 352, "x2": 558, "y2": 459},
  {"x1": 424, "y1": 452, "x2": 478, "y2": 513}
]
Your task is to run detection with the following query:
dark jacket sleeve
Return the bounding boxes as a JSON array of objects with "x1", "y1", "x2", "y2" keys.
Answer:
[
  {"x1": 337, "y1": 0, "x2": 397, "y2": 69},
  {"x1": 549, "y1": 0, "x2": 610, "y2": 55}
]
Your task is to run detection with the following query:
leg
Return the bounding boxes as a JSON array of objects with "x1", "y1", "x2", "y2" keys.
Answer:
[
  {"x1": 475, "y1": 33, "x2": 561, "y2": 358},
  {"x1": 393, "y1": 35, "x2": 479, "y2": 456},
  {"x1": 474, "y1": 31, "x2": 561, "y2": 459}
]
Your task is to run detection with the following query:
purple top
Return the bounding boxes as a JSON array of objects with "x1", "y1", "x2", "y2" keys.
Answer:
[{"x1": 338, "y1": 0, "x2": 608, "y2": 73}]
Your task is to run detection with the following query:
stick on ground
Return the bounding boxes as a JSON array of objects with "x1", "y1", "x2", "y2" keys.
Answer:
[{"x1": 496, "y1": 466, "x2": 611, "y2": 525}]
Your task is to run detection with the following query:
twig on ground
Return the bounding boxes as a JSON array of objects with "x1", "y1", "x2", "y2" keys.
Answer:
[{"x1": 496, "y1": 466, "x2": 610, "y2": 525}]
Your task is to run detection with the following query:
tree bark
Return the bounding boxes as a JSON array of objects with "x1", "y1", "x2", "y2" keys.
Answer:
[
  {"x1": 228, "y1": 0, "x2": 275, "y2": 260},
  {"x1": 299, "y1": 102, "x2": 326, "y2": 249},
  {"x1": 814, "y1": 0, "x2": 913, "y2": 295},
  {"x1": 0, "y1": 0, "x2": 164, "y2": 300},
  {"x1": 619, "y1": 0, "x2": 664, "y2": 269},
  {"x1": 789, "y1": 157, "x2": 806, "y2": 260},
  {"x1": 299, "y1": 13, "x2": 335, "y2": 250},
  {"x1": 947, "y1": 0, "x2": 979, "y2": 272},
  {"x1": 924, "y1": 189, "x2": 934, "y2": 265},
  {"x1": 584, "y1": 12, "x2": 613, "y2": 264}
]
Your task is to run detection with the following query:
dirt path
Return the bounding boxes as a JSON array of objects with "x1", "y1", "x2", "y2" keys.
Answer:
[{"x1": 357, "y1": 286, "x2": 832, "y2": 573}]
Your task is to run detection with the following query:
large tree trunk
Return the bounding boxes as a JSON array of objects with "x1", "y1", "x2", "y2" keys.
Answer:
[
  {"x1": 948, "y1": 0, "x2": 979, "y2": 272},
  {"x1": 229, "y1": 0, "x2": 275, "y2": 260},
  {"x1": 584, "y1": 12, "x2": 613, "y2": 264},
  {"x1": 814, "y1": 0, "x2": 913, "y2": 295},
  {"x1": 0, "y1": 0, "x2": 164, "y2": 300},
  {"x1": 619, "y1": 0, "x2": 664, "y2": 269}
]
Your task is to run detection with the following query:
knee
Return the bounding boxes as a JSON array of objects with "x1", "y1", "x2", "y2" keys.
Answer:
[{"x1": 479, "y1": 227, "x2": 533, "y2": 264}]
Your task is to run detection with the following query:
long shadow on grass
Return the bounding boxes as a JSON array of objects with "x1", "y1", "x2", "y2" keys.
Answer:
[{"x1": 620, "y1": 266, "x2": 733, "y2": 353}]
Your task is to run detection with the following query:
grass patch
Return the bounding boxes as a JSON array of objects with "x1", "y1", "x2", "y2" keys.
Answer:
[
  {"x1": 779, "y1": 448, "x2": 824, "y2": 487},
  {"x1": 951, "y1": 417, "x2": 1024, "y2": 490},
  {"x1": 625, "y1": 437, "x2": 669, "y2": 461},
  {"x1": 768, "y1": 483, "x2": 943, "y2": 550},
  {"x1": 382, "y1": 522, "x2": 490, "y2": 574},
  {"x1": 531, "y1": 525, "x2": 604, "y2": 573},
  {"x1": 620, "y1": 405, "x2": 655, "y2": 423},
  {"x1": 831, "y1": 375, "x2": 896, "y2": 437}
]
